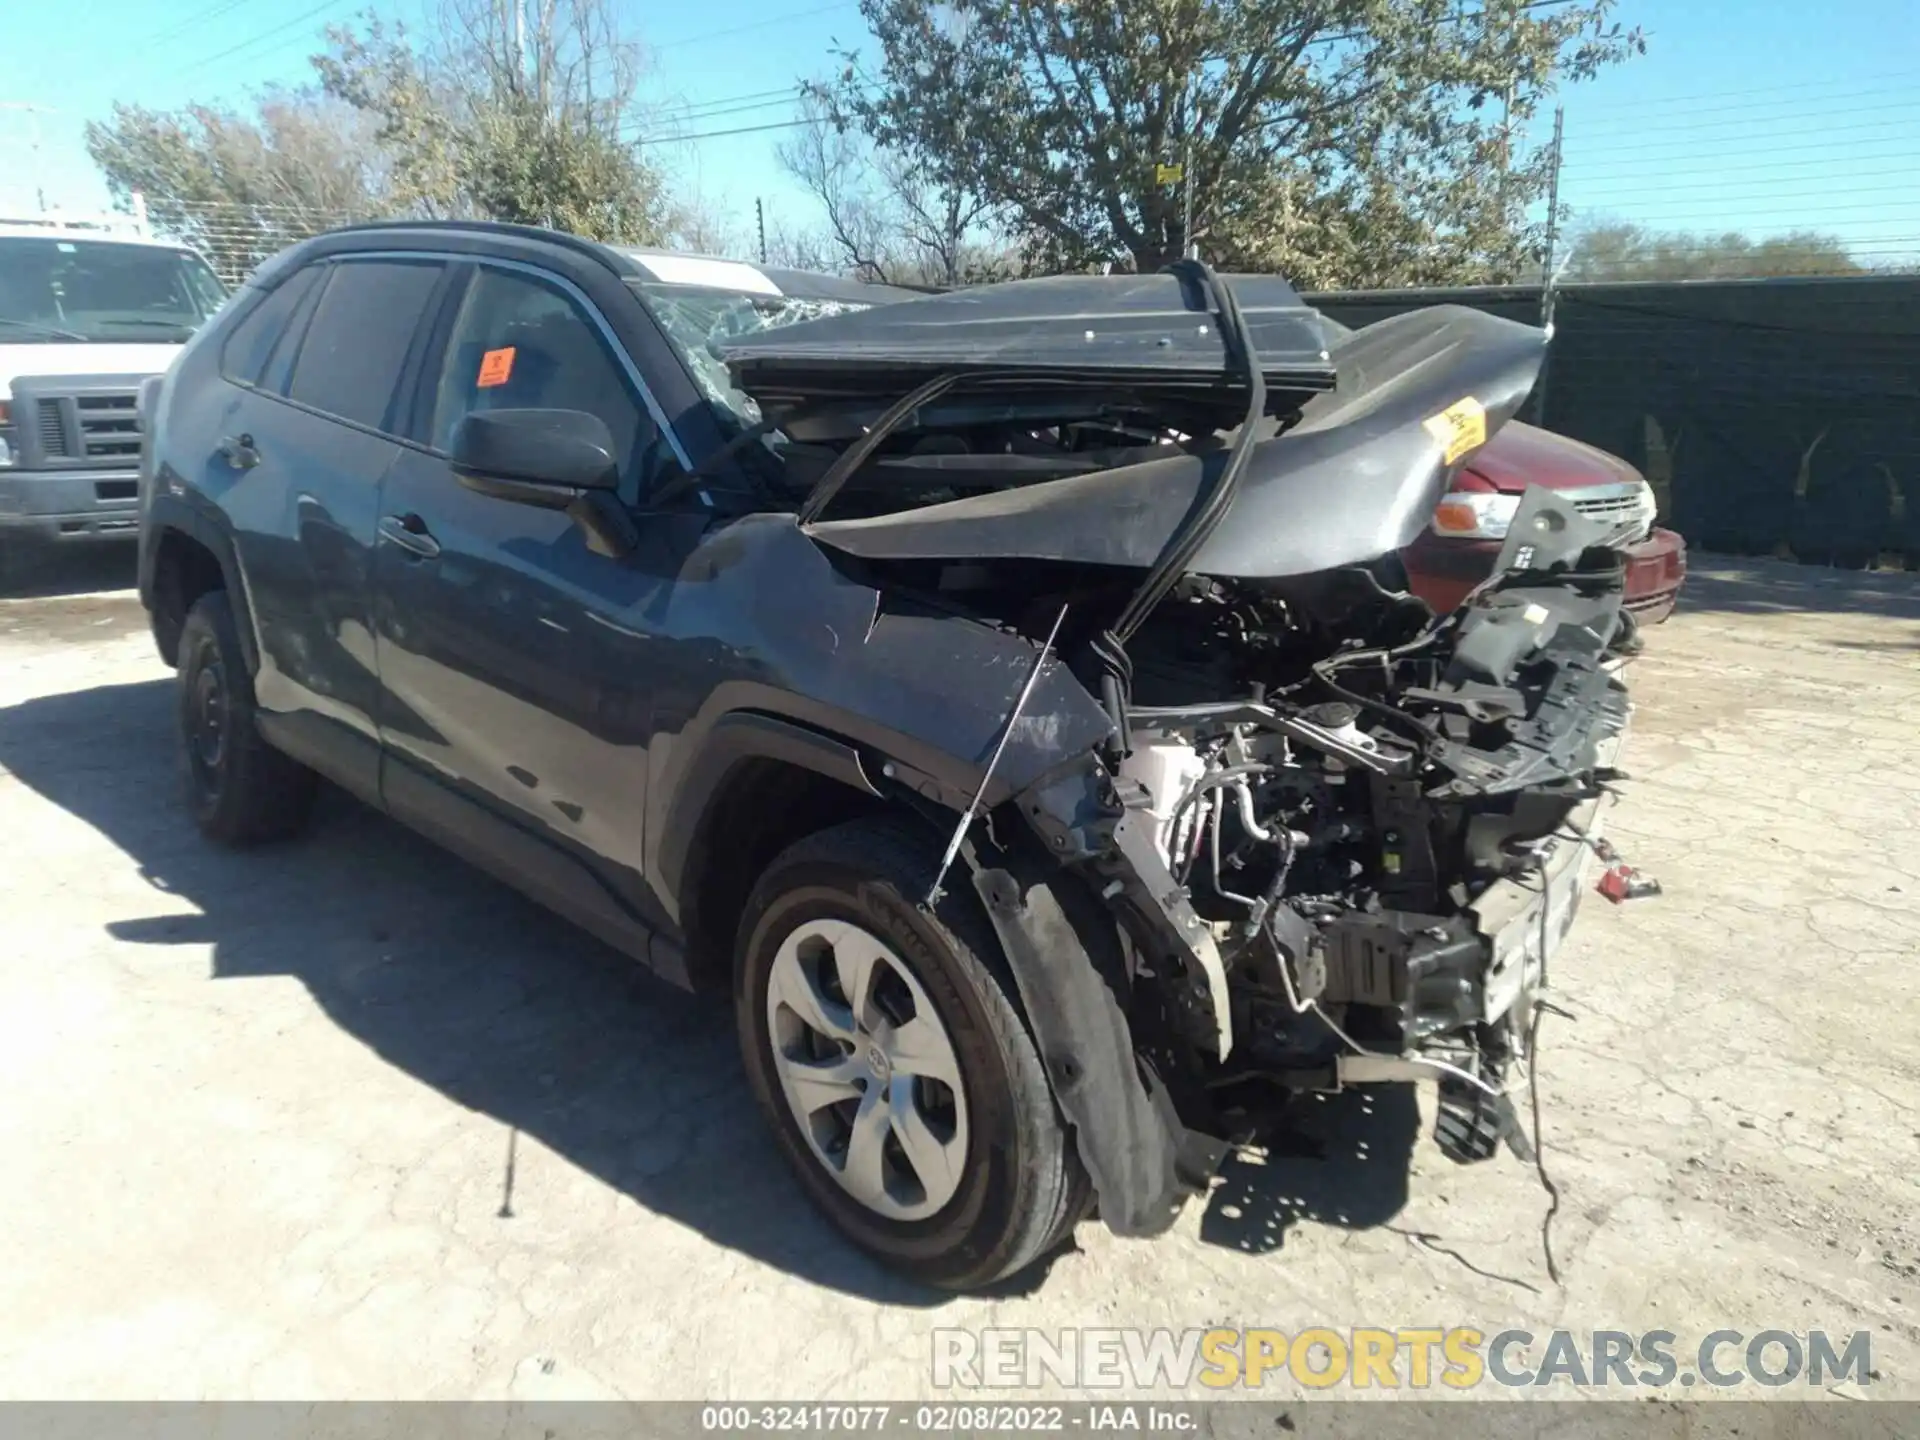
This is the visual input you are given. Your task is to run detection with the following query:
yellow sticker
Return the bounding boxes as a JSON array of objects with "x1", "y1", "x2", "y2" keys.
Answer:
[{"x1": 1422, "y1": 397, "x2": 1488, "y2": 464}]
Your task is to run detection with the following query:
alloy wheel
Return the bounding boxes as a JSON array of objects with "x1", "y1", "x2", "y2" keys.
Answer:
[{"x1": 764, "y1": 918, "x2": 969, "y2": 1221}]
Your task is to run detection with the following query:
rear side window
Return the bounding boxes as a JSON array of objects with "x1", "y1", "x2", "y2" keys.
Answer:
[
  {"x1": 287, "y1": 260, "x2": 443, "y2": 432},
  {"x1": 219, "y1": 266, "x2": 321, "y2": 387}
]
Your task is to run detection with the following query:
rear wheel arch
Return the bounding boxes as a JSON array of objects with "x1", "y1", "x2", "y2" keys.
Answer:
[
  {"x1": 146, "y1": 505, "x2": 257, "y2": 673},
  {"x1": 150, "y1": 526, "x2": 229, "y2": 666}
]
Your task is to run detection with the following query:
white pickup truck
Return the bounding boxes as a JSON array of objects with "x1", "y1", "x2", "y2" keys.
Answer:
[{"x1": 0, "y1": 216, "x2": 227, "y2": 584}]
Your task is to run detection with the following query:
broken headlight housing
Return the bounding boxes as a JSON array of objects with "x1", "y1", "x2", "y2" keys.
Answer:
[{"x1": 1430, "y1": 489, "x2": 1520, "y2": 540}]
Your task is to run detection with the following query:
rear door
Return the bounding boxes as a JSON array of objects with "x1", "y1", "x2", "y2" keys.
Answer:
[
  {"x1": 224, "y1": 256, "x2": 448, "y2": 801},
  {"x1": 371, "y1": 257, "x2": 687, "y2": 954}
]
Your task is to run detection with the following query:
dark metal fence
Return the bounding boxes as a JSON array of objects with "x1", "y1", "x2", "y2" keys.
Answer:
[{"x1": 1308, "y1": 276, "x2": 1920, "y2": 568}]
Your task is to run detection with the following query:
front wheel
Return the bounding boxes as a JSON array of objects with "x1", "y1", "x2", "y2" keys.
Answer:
[{"x1": 735, "y1": 818, "x2": 1089, "y2": 1290}]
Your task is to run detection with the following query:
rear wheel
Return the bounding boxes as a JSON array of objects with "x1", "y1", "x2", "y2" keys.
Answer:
[
  {"x1": 177, "y1": 591, "x2": 318, "y2": 844},
  {"x1": 736, "y1": 818, "x2": 1089, "y2": 1290}
]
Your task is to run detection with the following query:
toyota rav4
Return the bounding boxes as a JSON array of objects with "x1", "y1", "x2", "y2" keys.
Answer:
[{"x1": 139, "y1": 222, "x2": 1646, "y2": 1289}]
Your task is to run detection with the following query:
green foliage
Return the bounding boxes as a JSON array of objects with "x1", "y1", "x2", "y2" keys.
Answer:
[
  {"x1": 314, "y1": 0, "x2": 669, "y2": 244},
  {"x1": 82, "y1": 89, "x2": 386, "y2": 282},
  {"x1": 1563, "y1": 222, "x2": 1866, "y2": 282},
  {"x1": 826, "y1": 0, "x2": 1643, "y2": 284}
]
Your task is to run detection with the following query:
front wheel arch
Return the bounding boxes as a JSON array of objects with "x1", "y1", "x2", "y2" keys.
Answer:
[{"x1": 670, "y1": 725, "x2": 892, "y2": 991}]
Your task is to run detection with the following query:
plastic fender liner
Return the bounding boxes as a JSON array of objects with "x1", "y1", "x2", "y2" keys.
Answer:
[
  {"x1": 967, "y1": 854, "x2": 1211, "y2": 1238},
  {"x1": 1015, "y1": 754, "x2": 1234, "y2": 1060}
]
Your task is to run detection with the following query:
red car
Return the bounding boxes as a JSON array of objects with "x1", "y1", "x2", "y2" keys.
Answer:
[{"x1": 1401, "y1": 420, "x2": 1688, "y2": 622}]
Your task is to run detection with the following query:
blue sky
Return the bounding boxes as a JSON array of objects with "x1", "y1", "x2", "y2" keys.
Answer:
[{"x1": 4, "y1": 0, "x2": 1919, "y2": 264}]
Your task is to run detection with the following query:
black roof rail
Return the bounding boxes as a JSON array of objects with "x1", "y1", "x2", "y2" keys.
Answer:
[{"x1": 317, "y1": 218, "x2": 637, "y2": 274}]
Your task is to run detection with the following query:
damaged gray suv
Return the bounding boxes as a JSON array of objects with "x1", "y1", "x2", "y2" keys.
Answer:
[{"x1": 138, "y1": 221, "x2": 1642, "y2": 1289}]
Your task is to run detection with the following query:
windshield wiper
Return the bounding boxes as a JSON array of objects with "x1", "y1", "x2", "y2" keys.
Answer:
[
  {"x1": 0, "y1": 317, "x2": 88, "y2": 341},
  {"x1": 95, "y1": 317, "x2": 196, "y2": 332}
]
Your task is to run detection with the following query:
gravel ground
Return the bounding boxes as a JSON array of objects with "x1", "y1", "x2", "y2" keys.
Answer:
[{"x1": 0, "y1": 548, "x2": 1915, "y2": 1404}]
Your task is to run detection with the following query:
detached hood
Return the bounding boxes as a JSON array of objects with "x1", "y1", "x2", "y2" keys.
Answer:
[
  {"x1": 0, "y1": 342, "x2": 181, "y2": 393},
  {"x1": 807, "y1": 305, "x2": 1550, "y2": 581},
  {"x1": 718, "y1": 270, "x2": 1338, "y2": 421}
]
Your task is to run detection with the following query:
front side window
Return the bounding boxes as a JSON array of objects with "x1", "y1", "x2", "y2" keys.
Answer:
[
  {"x1": 0, "y1": 236, "x2": 226, "y2": 344},
  {"x1": 287, "y1": 260, "x2": 443, "y2": 432},
  {"x1": 429, "y1": 266, "x2": 651, "y2": 488}
]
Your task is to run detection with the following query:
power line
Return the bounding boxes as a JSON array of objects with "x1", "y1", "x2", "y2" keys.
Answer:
[
  {"x1": 656, "y1": 90, "x2": 807, "y2": 125},
  {"x1": 1569, "y1": 96, "x2": 1920, "y2": 141},
  {"x1": 1564, "y1": 117, "x2": 1920, "y2": 166},
  {"x1": 655, "y1": 85, "x2": 802, "y2": 120},
  {"x1": 653, "y1": 1, "x2": 854, "y2": 50},
  {"x1": 668, "y1": 115, "x2": 816, "y2": 143},
  {"x1": 1563, "y1": 145, "x2": 1920, "y2": 186},
  {"x1": 130, "y1": 0, "x2": 257, "y2": 52},
  {"x1": 1568, "y1": 197, "x2": 1920, "y2": 220},
  {"x1": 1567, "y1": 68, "x2": 1920, "y2": 117},
  {"x1": 174, "y1": 0, "x2": 347, "y2": 76}
]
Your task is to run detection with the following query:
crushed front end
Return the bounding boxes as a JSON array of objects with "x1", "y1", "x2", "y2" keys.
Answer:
[
  {"x1": 716, "y1": 266, "x2": 1655, "y2": 1234},
  {"x1": 994, "y1": 487, "x2": 1648, "y2": 1223}
]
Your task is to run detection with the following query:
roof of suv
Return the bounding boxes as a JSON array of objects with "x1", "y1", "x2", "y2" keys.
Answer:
[{"x1": 293, "y1": 220, "x2": 912, "y2": 304}]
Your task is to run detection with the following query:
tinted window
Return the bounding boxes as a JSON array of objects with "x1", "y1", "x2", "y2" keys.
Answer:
[
  {"x1": 219, "y1": 266, "x2": 322, "y2": 387},
  {"x1": 288, "y1": 260, "x2": 442, "y2": 431},
  {"x1": 429, "y1": 266, "x2": 650, "y2": 487}
]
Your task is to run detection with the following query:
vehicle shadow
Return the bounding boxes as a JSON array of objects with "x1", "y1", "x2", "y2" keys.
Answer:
[
  {"x1": 0, "y1": 676, "x2": 978, "y2": 1307},
  {"x1": 0, "y1": 544, "x2": 138, "y2": 600},
  {"x1": 0, "y1": 674, "x2": 1423, "y2": 1299},
  {"x1": 1197, "y1": 1085, "x2": 1420, "y2": 1255}
]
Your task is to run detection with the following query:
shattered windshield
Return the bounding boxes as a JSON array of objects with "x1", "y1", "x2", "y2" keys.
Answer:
[{"x1": 632, "y1": 280, "x2": 869, "y2": 429}]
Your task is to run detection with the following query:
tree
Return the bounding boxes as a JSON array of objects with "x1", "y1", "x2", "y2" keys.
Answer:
[
  {"x1": 83, "y1": 89, "x2": 388, "y2": 282},
  {"x1": 664, "y1": 193, "x2": 743, "y2": 258},
  {"x1": 776, "y1": 91, "x2": 1004, "y2": 286},
  {"x1": 1562, "y1": 222, "x2": 1865, "y2": 282},
  {"x1": 828, "y1": 0, "x2": 1643, "y2": 283},
  {"x1": 314, "y1": 0, "x2": 670, "y2": 243}
]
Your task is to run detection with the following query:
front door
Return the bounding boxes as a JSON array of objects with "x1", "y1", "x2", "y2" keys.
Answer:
[{"x1": 371, "y1": 260, "x2": 683, "y2": 955}]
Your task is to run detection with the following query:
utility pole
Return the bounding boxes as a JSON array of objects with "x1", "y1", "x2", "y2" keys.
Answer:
[
  {"x1": 1182, "y1": 136, "x2": 1195, "y2": 261},
  {"x1": 756, "y1": 198, "x2": 767, "y2": 264},
  {"x1": 1534, "y1": 105, "x2": 1566, "y2": 426},
  {"x1": 0, "y1": 102, "x2": 51, "y2": 212},
  {"x1": 1540, "y1": 105, "x2": 1565, "y2": 291},
  {"x1": 1182, "y1": 70, "x2": 1198, "y2": 261}
]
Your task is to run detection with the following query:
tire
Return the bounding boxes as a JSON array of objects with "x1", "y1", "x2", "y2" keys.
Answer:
[
  {"x1": 736, "y1": 817, "x2": 1090, "y2": 1290},
  {"x1": 176, "y1": 590, "x2": 318, "y2": 845}
]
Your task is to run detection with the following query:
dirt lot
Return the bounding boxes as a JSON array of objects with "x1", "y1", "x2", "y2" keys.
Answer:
[{"x1": 1, "y1": 549, "x2": 1916, "y2": 1402}]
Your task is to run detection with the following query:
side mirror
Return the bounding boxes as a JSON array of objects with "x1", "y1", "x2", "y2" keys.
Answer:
[
  {"x1": 450, "y1": 408, "x2": 619, "y2": 503},
  {"x1": 449, "y1": 408, "x2": 637, "y2": 559}
]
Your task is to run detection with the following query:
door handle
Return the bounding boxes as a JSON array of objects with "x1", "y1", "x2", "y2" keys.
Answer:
[
  {"x1": 379, "y1": 512, "x2": 441, "y2": 560},
  {"x1": 218, "y1": 433, "x2": 259, "y2": 470}
]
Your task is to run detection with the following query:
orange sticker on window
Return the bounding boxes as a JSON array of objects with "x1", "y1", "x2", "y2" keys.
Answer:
[{"x1": 477, "y1": 346, "x2": 515, "y2": 387}]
